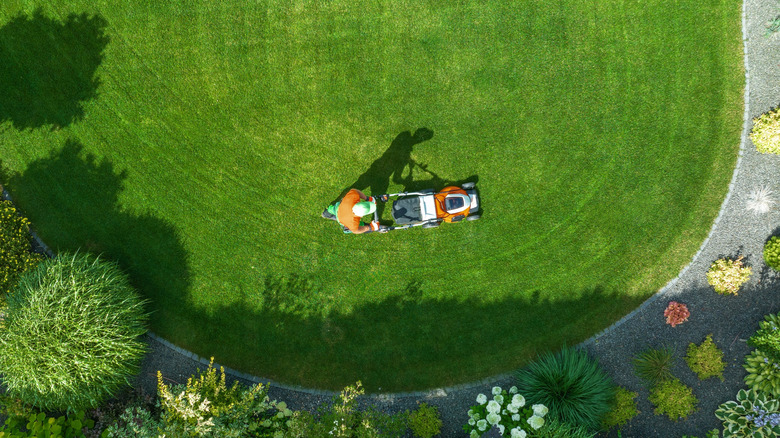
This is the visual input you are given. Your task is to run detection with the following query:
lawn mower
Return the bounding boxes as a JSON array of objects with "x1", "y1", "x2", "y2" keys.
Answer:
[{"x1": 369, "y1": 182, "x2": 480, "y2": 233}]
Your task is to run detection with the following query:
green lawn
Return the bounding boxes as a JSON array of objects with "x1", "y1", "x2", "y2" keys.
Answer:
[{"x1": 0, "y1": 0, "x2": 743, "y2": 391}]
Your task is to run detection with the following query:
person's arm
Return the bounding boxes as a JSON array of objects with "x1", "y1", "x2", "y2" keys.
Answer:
[
  {"x1": 353, "y1": 189, "x2": 368, "y2": 201},
  {"x1": 353, "y1": 221, "x2": 381, "y2": 234}
]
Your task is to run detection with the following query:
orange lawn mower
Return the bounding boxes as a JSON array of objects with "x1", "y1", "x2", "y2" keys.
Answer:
[{"x1": 371, "y1": 182, "x2": 481, "y2": 232}]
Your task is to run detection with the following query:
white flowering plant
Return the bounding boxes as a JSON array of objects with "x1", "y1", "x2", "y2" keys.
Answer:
[{"x1": 463, "y1": 386, "x2": 548, "y2": 437}]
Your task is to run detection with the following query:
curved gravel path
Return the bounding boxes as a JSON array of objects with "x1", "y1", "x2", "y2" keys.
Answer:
[{"x1": 134, "y1": 0, "x2": 780, "y2": 436}]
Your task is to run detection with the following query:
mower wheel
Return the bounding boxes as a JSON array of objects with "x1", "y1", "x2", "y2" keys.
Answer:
[
  {"x1": 466, "y1": 214, "x2": 480, "y2": 221},
  {"x1": 422, "y1": 222, "x2": 440, "y2": 229},
  {"x1": 462, "y1": 182, "x2": 476, "y2": 189}
]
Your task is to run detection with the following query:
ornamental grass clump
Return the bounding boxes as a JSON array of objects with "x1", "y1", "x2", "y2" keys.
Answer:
[
  {"x1": 685, "y1": 334, "x2": 725, "y2": 381},
  {"x1": 0, "y1": 200, "x2": 43, "y2": 307},
  {"x1": 751, "y1": 106, "x2": 780, "y2": 154},
  {"x1": 706, "y1": 256, "x2": 752, "y2": 295},
  {"x1": 0, "y1": 253, "x2": 149, "y2": 411},
  {"x1": 664, "y1": 301, "x2": 690, "y2": 327},
  {"x1": 648, "y1": 378, "x2": 697, "y2": 421},
  {"x1": 716, "y1": 389, "x2": 780, "y2": 438},
  {"x1": 764, "y1": 236, "x2": 780, "y2": 271},
  {"x1": 464, "y1": 386, "x2": 547, "y2": 438},
  {"x1": 515, "y1": 347, "x2": 614, "y2": 431},
  {"x1": 632, "y1": 346, "x2": 675, "y2": 386}
]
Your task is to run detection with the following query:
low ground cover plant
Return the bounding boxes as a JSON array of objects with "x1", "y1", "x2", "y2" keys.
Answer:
[
  {"x1": 632, "y1": 346, "x2": 675, "y2": 386},
  {"x1": 600, "y1": 386, "x2": 639, "y2": 431},
  {"x1": 685, "y1": 334, "x2": 725, "y2": 381},
  {"x1": 764, "y1": 236, "x2": 780, "y2": 271},
  {"x1": 0, "y1": 253, "x2": 148, "y2": 411},
  {"x1": 715, "y1": 389, "x2": 780, "y2": 437},
  {"x1": 0, "y1": 410, "x2": 94, "y2": 437},
  {"x1": 748, "y1": 313, "x2": 780, "y2": 360},
  {"x1": 515, "y1": 347, "x2": 613, "y2": 431},
  {"x1": 464, "y1": 386, "x2": 547, "y2": 437},
  {"x1": 664, "y1": 301, "x2": 690, "y2": 327},
  {"x1": 706, "y1": 257, "x2": 752, "y2": 295},
  {"x1": 648, "y1": 377, "x2": 698, "y2": 421},
  {"x1": 408, "y1": 403, "x2": 441, "y2": 438},
  {"x1": 0, "y1": 199, "x2": 43, "y2": 308},
  {"x1": 751, "y1": 106, "x2": 780, "y2": 154},
  {"x1": 743, "y1": 350, "x2": 780, "y2": 397}
]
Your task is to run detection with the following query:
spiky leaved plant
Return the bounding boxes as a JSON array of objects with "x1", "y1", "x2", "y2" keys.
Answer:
[
  {"x1": 746, "y1": 185, "x2": 776, "y2": 214},
  {"x1": 0, "y1": 253, "x2": 149, "y2": 411},
  {"x1": 632, "y1": 346, "x2": 675, "y2": 386},
  {"x1": 515, "y1": 347, "x2": 614, "y2": 431}
]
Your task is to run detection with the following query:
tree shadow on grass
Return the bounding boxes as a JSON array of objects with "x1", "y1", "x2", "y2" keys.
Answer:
[
  {"x1": 5, "y1": 139, "x2": 191, "y2": 322},
  {"x1": 0, "y1": 9, "x2": 109, "y2": 130},
  {"x1": 177, "y1": 280, "x2": 643, "y2": 392}
]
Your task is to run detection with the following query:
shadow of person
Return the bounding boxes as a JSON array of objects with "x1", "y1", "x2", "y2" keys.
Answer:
[
  {"x1": 0, "y1": 9, "x2": 109, "y2": 130},
  {"x1": 331, "y1": 128, "x2": 434, "y2": 218}
]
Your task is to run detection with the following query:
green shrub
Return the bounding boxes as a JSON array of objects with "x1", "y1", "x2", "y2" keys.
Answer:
[
  {"x1": 157, "y1": 358, "x2": 293, "y2": 437},
  {"x1": 748, "y1": 313, "x2": 780, "y2": 361},
  {"x1": 515, "y1": 347, "x2": 614, "y2": 431},
  {"x1": 706, "y1": 257, "x2": 752, "y2": 295},
  {"x1": 743, "y1": 349, "x2": 780, "y2": 397},
  {"x1": 648, "y1": 378, "x2": 697, "y2": 421},
  {"x1": 409, "y1": 403, "x2": 442, "y2": 438},
  {"x1": 106, "y1": 406, "x2": 163, "y2": 438},
  {"x1": 715, "y1": 389, "x2": 780, "y2": 437},
  {"x1": 288, "y1": 382, "x2": 407, "y2": 438},
  {"x1": 0, "y1": 200, "x2": 43, "y2": 307},
  {"x1": 601, "y1": 386, "x2": 639, "y2": 430},
  {"x1": 764, "y1": 236, "x2": 780, "y2": 271},
  {"x1": 0, "y1": 253, "x2": 149, "y2": 411},
  {"x1": 751, "y1": 106, "x2": 780, "y2": 154},
  {"x1": 0, "y1": 410, "x2": 94, "y2": 438},
  {"x1": 685, "y1": 334, "x2": 725, "y2": 381},
  {"x1": 632, "y1": 346, "x2": 675, "y2": 386},
  {"x1": 532, "y1": 416, "x2": 596, "y2": 438}
]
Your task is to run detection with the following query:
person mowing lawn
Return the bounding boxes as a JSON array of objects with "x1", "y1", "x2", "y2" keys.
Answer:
[{"x1": 322, "y1": 188, "x2": 383, "y2": 234}]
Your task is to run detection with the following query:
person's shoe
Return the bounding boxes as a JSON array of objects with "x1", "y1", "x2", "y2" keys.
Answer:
[{"x1": 321, "y1": 209, "x2": 337, "y2": 221}]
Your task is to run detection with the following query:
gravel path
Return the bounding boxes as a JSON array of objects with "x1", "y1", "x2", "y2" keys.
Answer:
[{"x1": 135, "y1": 0, "x2": 780, "y2": 436}]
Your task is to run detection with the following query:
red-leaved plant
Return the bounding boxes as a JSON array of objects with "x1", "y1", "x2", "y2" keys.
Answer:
[{"x1": 664, "y1": 301, "x2": 690, "y2": 327}]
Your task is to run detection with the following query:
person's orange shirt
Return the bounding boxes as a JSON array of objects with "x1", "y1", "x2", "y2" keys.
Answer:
[{"x1": 337, "y1": 189, "x2": 362, "y2": 232}]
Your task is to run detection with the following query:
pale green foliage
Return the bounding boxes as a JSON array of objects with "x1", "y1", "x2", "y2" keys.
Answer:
[
  {"x1": 601, "y1": 386, "x2": 639, "y2": 430},
  {"x1": 408, "y1": 403, "x2": 441, "y2": 438},
  {"x1": 715, "y1": 389, "x2": 780, "y2": 438},
  {"x1": 706, "y1": 257, "x2": 752, "y2": 295},
  {"x1": 648, "y1": 378, "x2": 697, "y2": 421},
  {"x1": 0, "y1": 253, "x2": 148, "y2": 411},
  {"x1": 751, "y1": 107, "x2": 780, "y2": 154},
  {"x1": 287, "y1": 382, "x2": 408, "y2": 438},
  {"x1": 106, "y1": 406, "x2": 163, "y2": 438},
  {"x1": 685, "y1": 334, "x2": 725, "y2": 381},
  {"x1": 744, "y1": 350, "x2": 780, "y2": 397},
  {"x1": 156, "y1": 358, "x2": 293, "y2": 437}
]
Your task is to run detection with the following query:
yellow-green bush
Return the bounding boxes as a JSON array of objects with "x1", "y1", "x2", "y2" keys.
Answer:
[
  {"x1": 0, "y1": 200, "x2": 43, "y2": 307},
  {"x1": 751, "y1": 107, "x2": 780, "y2": 154}
]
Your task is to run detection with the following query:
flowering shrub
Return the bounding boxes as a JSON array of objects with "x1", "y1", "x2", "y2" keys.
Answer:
[
  {"x1": 685, "y1": 334, "x2": 725, "y2": 381},
  {"x1": 715, "y1": 389, "x2": 780, "y2": 437},
  {"x1": 463, "y1": 386, "x2": 547, "y2": 438},
  {"x1": 157, "y1": 358, "x2": 294, "y2": 437},
  {"x1": 648, "y1": 378, "x2": 697, "y2": 421},
  {"x1": 744, "y1": 350, "x2": 780, "y2": 397},
  {"x1": 751, "y1": 106, "x2": 780, "y2": 154},
  {"x1": 0, "y1": 200, "x2": 43, "y2": 307},
  {"x1": 764, "y1": 237, "x2": 780, "y2": 271},
  {"x1": 706, "y1": 257, "x2": 752, "y2": 295},
  {"x1": 664, "y1": 301, "x2": 690, "y2": 327},
  {"x1": 749, "y1": 313, "x2": 780, "y2": 361}
]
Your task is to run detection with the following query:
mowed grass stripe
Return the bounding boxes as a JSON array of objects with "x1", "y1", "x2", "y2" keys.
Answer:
[{"x1": 0, "y1": 0, "x2": 743, "y2": 389}]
